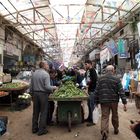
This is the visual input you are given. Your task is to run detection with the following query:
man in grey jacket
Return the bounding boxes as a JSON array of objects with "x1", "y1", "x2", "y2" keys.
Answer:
[
  {"x1": 30, "y1": 61, "x2": 57, "y2": 136},
  {"x1": 94, "y1": 65, "x2": 127, "y2": 140}
]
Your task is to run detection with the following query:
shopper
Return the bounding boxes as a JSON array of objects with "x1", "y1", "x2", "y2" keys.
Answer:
[
  {"x1": 84, "y1": 60, "x2": 97, "y2": 126},
  {"x1": 130, "y1": 121, "x2": 140, "y2": 139},
  {"x1": 122, "y1": 68, "x2": 131, "y2": 97},
  {"x1": 134, "y1": 80, "x2": 140, "y2": 114},
  {"x1": 94, "y1": 65, "x2": 127, "y2": 140},
  {"x1": 30, "y1": 61, "x2": 57, "y2": 136}
]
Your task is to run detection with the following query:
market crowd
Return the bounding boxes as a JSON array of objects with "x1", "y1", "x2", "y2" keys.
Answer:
[{"x1": 29, "y1": 60, "x2": 140, "y2": 140}]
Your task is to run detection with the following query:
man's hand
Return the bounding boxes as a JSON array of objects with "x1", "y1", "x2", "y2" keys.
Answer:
[
  {"x1": 123, "y1": 104, "x2": 127, "y2": 111},
  {"x1": 53, "y1": 86, "x2": 58, "y2": 90}
]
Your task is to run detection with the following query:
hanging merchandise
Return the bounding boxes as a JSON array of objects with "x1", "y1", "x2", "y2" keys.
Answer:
[
  {"x1": 118, "y1": 39, "x2": 128, "y2": 58},
  {"x1": 105, "y1": 39, "x2": 118, "y2": 56},
  {"x1": 137, "y1": 22, "x2": 140, "y2": 37},
  {"x1": 100, "y1": 48, "x2": 112, "y2": 65},
  {"x1": 135, "y1": 50, "x2": 140, "y2": 69},
  {"x1": 138, "y1": 71, "x2": 140, "y2": 82},
  {"x1": 23, "y1": 55, "x2": 35, "y2": 65},
  {"x1": 122, "y1": 72, "x2": 131, "y2": 91}
]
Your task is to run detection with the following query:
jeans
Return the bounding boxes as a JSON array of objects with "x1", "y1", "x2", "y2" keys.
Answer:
[{"x1": 87, "y1": 92, "x2": 95, "y2": 122}]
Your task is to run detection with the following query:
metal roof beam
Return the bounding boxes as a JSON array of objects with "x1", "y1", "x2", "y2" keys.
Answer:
[
  {"x1": 3, "y1": 4, "x2": 50, "y2": 17},
  {"x1": 7, "y1": 21, "x2": 122, "y2": 26},
  {"x1": 3, "y1": 3, "x2": 131, "y2": 18},
  {"x1": 30, "y1": 0, "x2": 48, "y2": 40},
  {"x1": 86, "y1": 3, "x2": 130, "y2": 13},
  {"x1": 91, "y1": 26, "x2": 110, "y2": 31},
  {"x1": 19, "y1": 13, "x2": 56, "y2": 41},
  {"x1": 23, "y1": 27, "x2": 54, "y2": 35},
  {"x1": 33, "y1": 37, "x2": 99, "y2": 40},
  {"x1": 29, "y1": 0, "x2": 55, "y2": 41}
]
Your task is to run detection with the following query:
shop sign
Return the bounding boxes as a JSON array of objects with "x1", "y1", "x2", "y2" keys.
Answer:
[{"x1": 118, "y1": 39, "x2": 128, "y2": 58}]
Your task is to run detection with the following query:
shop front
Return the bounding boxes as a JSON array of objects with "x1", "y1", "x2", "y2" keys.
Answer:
[{"x1": 3, "y1": 52, "x2": 19, "y2": 76}]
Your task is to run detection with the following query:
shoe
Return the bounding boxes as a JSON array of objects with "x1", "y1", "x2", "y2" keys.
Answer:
[
  {"x1": 84, "y1": 117, "x2": 93, "y2": 122},
  {"x1": 32, "y1": 128, "x2": 38, "y2": 134},
  {"x1": 101, "y1": 133, "x2": 108, "y2": 140},
  {"x1": 37, "y1": 129, "x2": 48, "y2": 136},
  {"x1": 86, "y1": 122, "x2": 96, "y2": 127},
  {"x1": 47, "y1": 121, "x2": 54, "y2": 126},
  {"x1": 114, "y1": 129, "x2": 119, "y2": 135},
  {"x1": 84, "y1": 118, "x2": 90, "y2": 122}
]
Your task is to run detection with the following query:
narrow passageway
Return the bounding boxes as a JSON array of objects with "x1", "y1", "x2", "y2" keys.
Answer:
[
  {"x1": 0, "y1": 100, "x2": 139, "y2": 140},
  {"x1": 0, "y1": 0, "x2": 140, "y2": 140}
]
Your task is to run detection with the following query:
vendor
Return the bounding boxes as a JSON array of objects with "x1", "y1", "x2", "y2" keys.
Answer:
[{"x1": 47, "y1": 69, "x2": 60, "y2": 125}]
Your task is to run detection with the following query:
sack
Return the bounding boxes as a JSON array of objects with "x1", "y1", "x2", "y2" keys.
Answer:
[
  {"x1": 92, "y1": 107, "x2": 99, "y2": 124},
  {"x1": 0, "y1": 119, "x2": 7, "y2": 136},
  {"x1": 12, "y1": 98, "x2": 31, "y2": 111}
]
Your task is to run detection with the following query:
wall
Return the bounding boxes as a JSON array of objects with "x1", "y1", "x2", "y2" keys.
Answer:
[{"x1": 0, "y1": 25, "x2": 37, "y2": 72}]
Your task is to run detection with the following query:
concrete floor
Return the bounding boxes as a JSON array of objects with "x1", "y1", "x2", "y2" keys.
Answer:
[{"x1": 0, "y1": 100, "x2": 139, "y2": 140}]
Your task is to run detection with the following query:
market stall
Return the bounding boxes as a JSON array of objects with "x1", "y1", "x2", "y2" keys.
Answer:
[
  {"x1": 49, "y1": 81, "x2": 88, "y2": 132},
  {"x1": 0, "y1": 91, "x2": 9, "y2": 98},
  {"x1": 0, "y1": 82, "x2": 29, "y2": 106}
]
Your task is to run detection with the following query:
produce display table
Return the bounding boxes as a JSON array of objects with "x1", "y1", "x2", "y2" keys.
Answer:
[
  {"x1": 0, "y1": 84, "x2": 29, "y2": 106},
  {"x1": 0, "y1": 92, "x2": 9, "y2": 98},
  {"x1": 49, "y1": 95, "x2": 88, "y2": 132}
]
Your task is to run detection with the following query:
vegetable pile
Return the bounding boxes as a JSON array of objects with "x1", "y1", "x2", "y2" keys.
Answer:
[
  {"x1": 53, "y1": 81, "x2": 86, "y2": 98},
  {"x1": 0, "y1": 91, "x2": 8, "y2": 97},
  {"x1": 0, "y1": 82, "x2": 27, "y2": 89},
  {"x1": 18, "y1": 93, "x2": 31, "y2": 99}
]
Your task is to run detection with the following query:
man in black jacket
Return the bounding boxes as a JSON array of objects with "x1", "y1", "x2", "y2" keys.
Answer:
[
  {"x1": 94, "y1": 65, "x2": 127, "y2": 140},
  {"x1": 85, "y1": 60, "x2": 97, "y2": 126}
]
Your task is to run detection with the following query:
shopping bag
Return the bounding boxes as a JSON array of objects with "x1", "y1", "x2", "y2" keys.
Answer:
[{"x1": 92, "y1": 107, "x2": 99, "y2": 124}]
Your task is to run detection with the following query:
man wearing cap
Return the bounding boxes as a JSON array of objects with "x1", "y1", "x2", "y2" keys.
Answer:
[
  {"x1": 94, "y1": 65, "x2": 127, "y2": 140},
  {"x1": 30, "y1": 61, "x2": 57, "y2": 136}
]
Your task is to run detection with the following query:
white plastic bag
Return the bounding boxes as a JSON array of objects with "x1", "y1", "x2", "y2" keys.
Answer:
[
  {"x1": 92, "y1": 107, "x2": 99, "y2": 124},
  {"x1": 81, "y1": 78, "x2": 87, "y2": 87}
]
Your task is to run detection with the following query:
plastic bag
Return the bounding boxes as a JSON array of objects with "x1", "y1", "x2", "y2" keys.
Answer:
[
  {"x1": 81, "y1": 78, "x2": 87, "y2": 87},
  {"x1": 0, "y1": 120, "x2": 6, "y2": 136},
  {"x1": 92, "y1": 107, "x2": 99, "y2": 124}
]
